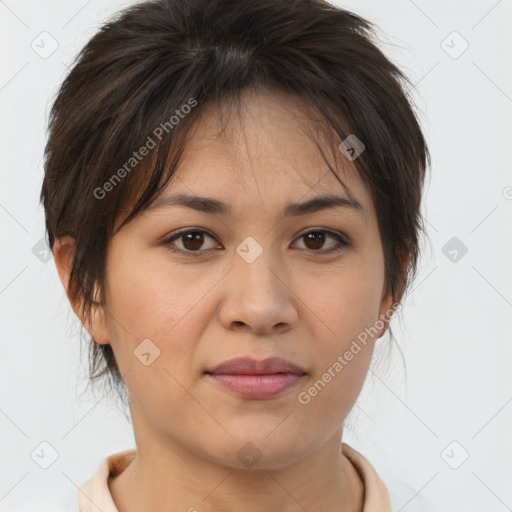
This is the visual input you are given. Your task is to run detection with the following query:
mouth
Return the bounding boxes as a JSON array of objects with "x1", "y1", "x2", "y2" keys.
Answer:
[
  {"x1": 204, "y1": 356, "x2": 307, "y2": 399},
  {"x1": 204, "y1": 372, "x2": 307, "y2": 399}
]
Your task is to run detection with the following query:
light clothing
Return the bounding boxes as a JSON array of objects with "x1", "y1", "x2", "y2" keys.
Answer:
[{"x1": 78, "y1": 442, "x2": 391, "y2": 511}]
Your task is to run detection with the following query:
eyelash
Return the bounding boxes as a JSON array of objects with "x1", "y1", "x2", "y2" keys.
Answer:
[{"x1": 162, "y1": 228, "x2": 350, "y2": 257}]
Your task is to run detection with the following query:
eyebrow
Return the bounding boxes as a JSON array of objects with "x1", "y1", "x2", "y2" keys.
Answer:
[{"x1": 148, "y1": 193, "x2": 366, "y2": 219}]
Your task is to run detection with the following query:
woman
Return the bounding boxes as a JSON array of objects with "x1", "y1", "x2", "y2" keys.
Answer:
[{"x1": 41, "y1": 0, "x2": 430, "y2": 510}]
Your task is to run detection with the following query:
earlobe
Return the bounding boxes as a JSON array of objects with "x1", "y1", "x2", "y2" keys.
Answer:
[
  {"x1": 84, "y1": 299, "x2": 111, "y2": 346},
  {"x1": 376, "y1": 253, "x2": 408, "y2": 338},
  {"x1": 53, "y1": 236, "x2": 110, "y2": 346},
  {"x1": 377, "y1": 293, "x2": 395, "y2": 338},
  {"x1": 53, "y1": 235, "x2": 76, "y2": 303}
]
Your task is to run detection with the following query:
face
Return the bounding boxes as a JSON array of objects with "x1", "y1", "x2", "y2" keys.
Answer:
[{"x1": 58, "y1": 89, "x2": 396, "y2": 470}]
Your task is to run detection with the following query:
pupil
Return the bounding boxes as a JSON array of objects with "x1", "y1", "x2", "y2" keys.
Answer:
[
  {"x1": 306, "y1": 232, "x2": 324, "y2": 249},
  {"x1": 184, "y1": 232, "x2": 203, "y2": 250}
]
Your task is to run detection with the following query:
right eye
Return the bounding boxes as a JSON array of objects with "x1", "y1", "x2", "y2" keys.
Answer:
[{"x1": 162, "y1": 229, "x2": 221, "y2": 256}]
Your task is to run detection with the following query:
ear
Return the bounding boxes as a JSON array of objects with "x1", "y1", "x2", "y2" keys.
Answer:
[
  {"x1": 53, "y1": 236, "x2": 110, "y2": 345},
  {"x1": 376, "y1": 253, "x2": 408, "y2": 338},
  {"x1": 376, "y1": 291, "x2": 395, "y2": 339}
]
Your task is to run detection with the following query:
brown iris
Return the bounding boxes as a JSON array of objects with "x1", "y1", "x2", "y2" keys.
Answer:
[
  {"x1": 303, "y1": 232, "x2": 326, "y2": 250},
  {"x1": 181, "y1": 231, "x2": 205, "y2": 251}
]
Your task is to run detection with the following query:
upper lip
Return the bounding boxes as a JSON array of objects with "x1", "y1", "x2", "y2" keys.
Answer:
[{"x1": 205, "y1": 356, "x2": 307, "y2": 375}]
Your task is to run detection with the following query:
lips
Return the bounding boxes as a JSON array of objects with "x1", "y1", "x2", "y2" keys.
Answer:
[
  {"x1": 204, "y1": 356, "x2": 307, "y2": 399},
  {"x1": 205, "y1": 356, "x2": 306, "y2": 376}
]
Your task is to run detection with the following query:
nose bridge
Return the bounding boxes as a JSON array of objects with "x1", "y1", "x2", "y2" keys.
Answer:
[
  {"x1": 234, "y1": 234, "x2": 282, "y2": 300},
  {"x1": 218, "y1": 234, "x2": 298, "y2": 333}
]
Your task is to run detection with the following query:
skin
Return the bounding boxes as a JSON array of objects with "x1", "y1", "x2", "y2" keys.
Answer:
[{"x1": 54, "y1": 88, "x2": 401, "y2": 512}]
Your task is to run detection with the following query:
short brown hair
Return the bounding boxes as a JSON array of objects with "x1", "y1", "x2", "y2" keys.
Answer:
[{"x1": 40, "y1": 0, "x2": 430, "y2": 402}]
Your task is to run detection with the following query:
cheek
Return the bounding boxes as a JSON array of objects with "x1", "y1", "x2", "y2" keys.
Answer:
[
  {"x1": 295, "y1": 349, "x2": 373, "y2": 440},
  {"x1": 302, "y1": 264, "x2": 383, "y2": 346},
  {"x1": 293, "y1": 262, "x2": 382, "y2": 418},
  {"x1": 104, "y1": 249, "x2": 210, "y2": 384},
  {"x1": 103, "y1": 257, "x2": 204, "y2": 432},
  {"x1": 106, "y1": 244, "x2": 212, "y2": 338},
  {"x1": 297, "y1": 312, "x2": 376, "y2": 431}
]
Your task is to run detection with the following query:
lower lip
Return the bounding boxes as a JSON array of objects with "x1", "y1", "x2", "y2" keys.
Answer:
[{"x1": 206, "y1": 373, "x2": 305, "y2": 399}]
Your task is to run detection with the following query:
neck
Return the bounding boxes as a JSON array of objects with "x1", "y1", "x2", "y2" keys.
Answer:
[{"x1": 109, "y1": 421, "x2": 364, "y2": 512}]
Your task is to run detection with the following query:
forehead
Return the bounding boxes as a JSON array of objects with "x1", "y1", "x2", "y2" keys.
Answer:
[{"x1": 149, "y1": 89, "x2": 374, "y2": 221}]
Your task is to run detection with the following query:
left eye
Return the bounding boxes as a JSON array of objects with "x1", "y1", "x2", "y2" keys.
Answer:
[
  {"x1": 292, "y1": 230, "x2": 348, "y2": 252},
  {"x1": 163, "y1": 229, "x2": 348, "y2": 255}
]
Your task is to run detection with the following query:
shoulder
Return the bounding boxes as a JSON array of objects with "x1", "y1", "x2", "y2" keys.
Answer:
[
  {"x1": 342, "y1": 442, "x2": 392, "y2": 512},
  {"x1": 342, "y1": 443, "x2": 436, "y2": 512},
  {"x1": 78, "y1": 449, "x2": 136, "y2": 512}
]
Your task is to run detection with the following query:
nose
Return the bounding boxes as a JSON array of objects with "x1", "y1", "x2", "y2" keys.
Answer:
[{"x1": 217, "y1": 244, "x2": 299, "y2": 336}]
